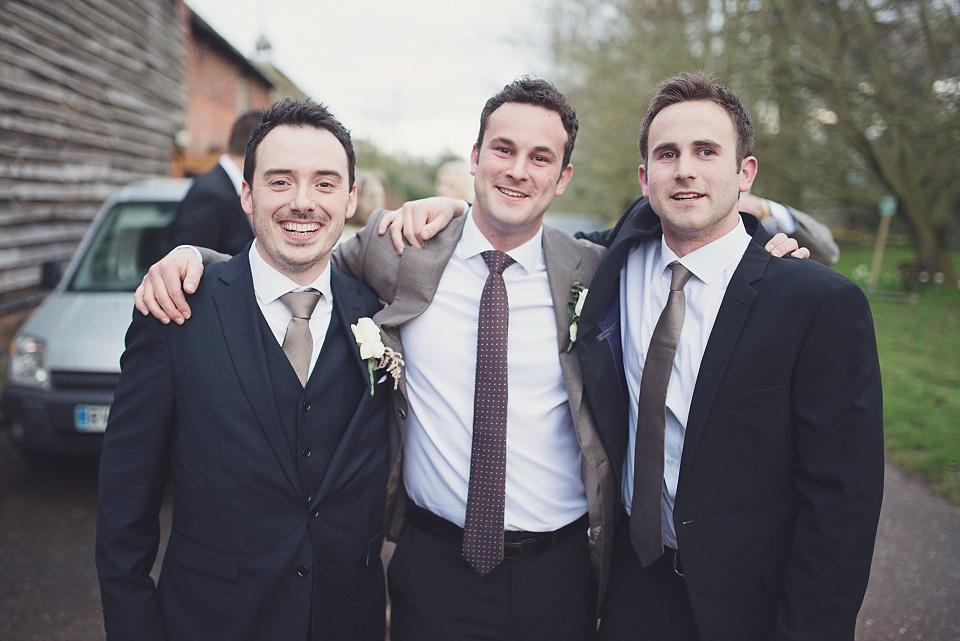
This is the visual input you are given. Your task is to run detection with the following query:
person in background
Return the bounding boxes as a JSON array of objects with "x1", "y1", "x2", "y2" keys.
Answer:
[
  {"x1": 434, "y1": 159, "x2": 475, "y2": 201},
  {"x1": 739, "y1": 191, "x2": 840, "y2": 264},
  {"x1": 170, "y1": 110, "x2": 263, "y2": 255}
]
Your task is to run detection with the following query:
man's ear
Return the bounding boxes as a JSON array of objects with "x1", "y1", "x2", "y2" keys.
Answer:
[
  {"x1": 637, "y1": 163, "x2": 649, "y2": 197},
  {"x1": 345, "y1": 183, "x2": 358, "y2": 220},
  {"x1": 554, "y1": 163, "x2": 573, "y2": 196},
  {"x1": 470, "y1": 144, "x2": 480, "y2": 175},
  {"x1": 241, "y1": 181, "x2": 254, "y2": 216},
  {"x1": 738, "y1": 156, "x2": 758, "y2": 193}
]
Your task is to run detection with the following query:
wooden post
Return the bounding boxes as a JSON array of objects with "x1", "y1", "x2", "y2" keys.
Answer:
[{"x1": 869, "y1": 196, "x2": 897, "y2": 291}]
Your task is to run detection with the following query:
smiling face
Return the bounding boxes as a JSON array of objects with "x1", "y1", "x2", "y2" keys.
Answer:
[
  {"x1": 241, "y1": 124, "x2": 356, "y2": 284},
  {"x1": 470, "y1": 103, "x2": 573, "y2": 251},
  {"x1": 639, "y1": 100, "x2": 757, "y2": 257}
]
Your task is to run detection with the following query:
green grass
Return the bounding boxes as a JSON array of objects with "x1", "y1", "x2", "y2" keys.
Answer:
[{"x1": 833, "y1": 243, "x2": 960, "y2": 504}]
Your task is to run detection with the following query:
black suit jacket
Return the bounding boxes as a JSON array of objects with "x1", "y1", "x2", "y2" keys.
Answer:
[
  {"x1": 577, "y1": 199, "x2": 884, "y2": 641},
  {"x1": 96, "y1": 246, "x2": 390, "y2": 641},
  {"x1": 171, "y1": 164, "x2": 253, "y2": 255}
]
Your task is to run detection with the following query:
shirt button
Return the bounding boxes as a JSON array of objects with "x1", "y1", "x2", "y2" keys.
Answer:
[
  {"x1": 301, "y1": 448, "x2": 311, "y2": 458},
  {"x1": 302, "y1": 402, "x2": 311, "y2": 411},
  {"x1": 297, "y1": 565, "x2": 309, "y2": 577}
]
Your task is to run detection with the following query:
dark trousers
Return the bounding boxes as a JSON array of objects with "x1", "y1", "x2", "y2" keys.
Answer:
[
  {"x1": 388, "y1": 514, "x2": 598, "y2": 641},
  {"x1": 596, "y1": 514, "x2": 700, "y2": 641}
]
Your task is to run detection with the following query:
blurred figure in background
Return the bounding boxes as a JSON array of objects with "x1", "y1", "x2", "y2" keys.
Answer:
[
  {"x1": 170, "y1": 110, "x2": 264, "y2": 254},
  {"x1": 434, "y1": 159, "x2": 475, "y2": 201},
  {"x1": 739, "y1": 191, "x2": 840, "y2": 265},
  {"x1": 341, "y1": 169, "x2": 386, "y2": 243}
]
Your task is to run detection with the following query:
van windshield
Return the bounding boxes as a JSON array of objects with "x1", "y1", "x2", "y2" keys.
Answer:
[{"x1": 69, "y1": 201, "x2": 177, "y2": 292}]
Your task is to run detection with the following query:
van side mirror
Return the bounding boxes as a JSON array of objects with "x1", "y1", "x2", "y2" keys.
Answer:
[{"x1": 40, "y1": 261, "x2": 63, "y2": 290}]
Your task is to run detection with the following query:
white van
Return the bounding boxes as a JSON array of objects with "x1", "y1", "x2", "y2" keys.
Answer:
[{"x1": 3, "y1": 178, "x2": 191, "y2": 460}]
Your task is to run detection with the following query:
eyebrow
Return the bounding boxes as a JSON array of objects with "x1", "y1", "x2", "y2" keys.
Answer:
[
  {"x1": 488, "y1": 136, "x2": 558, "y2": 158},
  {"x1": 262, "y1": 168, "x2": 344, "y2": 181},
  {"x1": 651, "y1": 139, "x2": 724, "y2": 155}
]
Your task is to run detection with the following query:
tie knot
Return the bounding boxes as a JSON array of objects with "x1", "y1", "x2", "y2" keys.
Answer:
[
  {"x1": 668, "y1": 262, "x2": 693, "y2": 291},
  {"x1": 279, "y1": 289, "x2": 321, "y2": 319},
  {"x1": 482, "y1": 250, "x2": 515, "y2": 276}
]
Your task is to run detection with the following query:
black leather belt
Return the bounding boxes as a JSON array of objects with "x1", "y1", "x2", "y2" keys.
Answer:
[{"x1": 406, "y1": 502, "x2": 589, "y2": 561}]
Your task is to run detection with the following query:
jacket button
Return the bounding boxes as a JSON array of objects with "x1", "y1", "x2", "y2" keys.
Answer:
[
  {"x1": 297, "y1": 565, "x2": 309, "y2": 577},
  {"x1": 303, "y1": 494, "x2": 312, "y2": 503},
  {"x1": 302, "y1": 402, "x2": 311, "y2": 411},
  {"x1": 301, "y1": 448, "x2": 311, "y2": 458},
  {"x1": 311, "y1": 508, "x2": 321, "y2": 518},
  {"x1": 396, "y1": 407, "x2": 406, "y2": 420}
]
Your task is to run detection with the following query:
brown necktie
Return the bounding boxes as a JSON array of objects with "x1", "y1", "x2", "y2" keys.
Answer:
[
  {"x1": 630, "y1": 261, "x2": 693, "y2": 567},
  {"x1": 462, "y1": 250, "x2": 515, "y2": 576},
  {"x1": 279, "y1": 289, "x2": 322, "y2": 387}
]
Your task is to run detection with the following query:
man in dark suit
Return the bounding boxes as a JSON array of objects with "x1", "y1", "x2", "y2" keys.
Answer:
[
  {"x1": 96, "y1": 99, "x2": 390, "y2": 641},
  {"x1": 576, "y1": 72, "x2": 884, "y2": 641},
  {"x1": 170, "y1": 110, "x2": 263, "y2": 254}
]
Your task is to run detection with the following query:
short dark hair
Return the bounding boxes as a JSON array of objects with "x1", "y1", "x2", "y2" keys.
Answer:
[
  {"x1": 638, "y1": 72, "x2": 754, "y2": 165},
  {"x1": 228, "y1": 110, "x2": 265, "y2": 156},
  {"x1": 243, "y1": 98, "x2": 356, "y2": 188},
  {"x1": 477, "y1": 77, "x2": 579, "y2": 168}
]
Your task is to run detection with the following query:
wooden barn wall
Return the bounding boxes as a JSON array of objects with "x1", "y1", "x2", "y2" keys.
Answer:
[{"x1": 0, "y1": 0, "x2": 185, "y2": 311}]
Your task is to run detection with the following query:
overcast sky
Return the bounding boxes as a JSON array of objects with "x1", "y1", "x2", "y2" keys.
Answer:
[{"x1": 187, "y1": 0, "x2": 554, "y2": 161}]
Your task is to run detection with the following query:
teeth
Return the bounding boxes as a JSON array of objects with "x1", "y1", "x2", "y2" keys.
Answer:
[
  {"x1": 499, "y1": 187, "x2": 525, "y2": 198},
  {"x1": 674, "y1": 194, "x2": 701, "y2": 200},
  {"x1": 283, "y1": 222, "x2": 320, "y2": 234}
]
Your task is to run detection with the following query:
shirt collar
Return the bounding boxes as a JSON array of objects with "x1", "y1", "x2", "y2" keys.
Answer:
[
  {"x1": 657, "y1": 216, "x2": 751, "y2": 285},
  {"x1": 456, "y1": 206, "x2": 545, "y2": 273},
  {"x1": 248, "y1": 239, "x2": 333, "y2": 305},
  {"x1": 218, "y1": 154, "x2": 244, "y2": 197}
]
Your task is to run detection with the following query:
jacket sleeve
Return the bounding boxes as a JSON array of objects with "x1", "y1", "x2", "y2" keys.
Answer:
[
  {"x1": 95, "y1": 311, "x2": 175, "y2": 641},
  {"x1": 776, "y1": 279, "x2": 884, "y2": 640},
  {"x1": 332, "y1": 208, "x2": 401, "y2": 302},
  {"x1": 786, "y1": 206, "x2": 840, "y2": 265}
]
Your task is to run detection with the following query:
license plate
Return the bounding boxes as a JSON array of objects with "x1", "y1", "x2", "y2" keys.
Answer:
[{"x1": 75, "y1": 404, "x2": 110, "y2": 433}]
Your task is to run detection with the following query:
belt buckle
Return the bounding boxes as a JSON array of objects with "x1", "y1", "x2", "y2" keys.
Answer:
[
  {"x1": 503, "y1": 542, "x2": 523, "y2": 561},
  {"x1": 671, "y1": 549, "x2": 685, "y2": 578}
]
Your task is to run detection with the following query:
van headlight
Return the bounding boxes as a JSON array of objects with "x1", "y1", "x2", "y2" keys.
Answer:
[{"x1": 8, "y1": 335, "x2": 50, "y2": 390}]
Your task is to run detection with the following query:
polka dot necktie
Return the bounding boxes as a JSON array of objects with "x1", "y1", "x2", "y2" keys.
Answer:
[
  {"x1": 279, "y1": 289, "x2": 321, "y2": 387},
  {"x1": 630, "y1": 261, "x2": 693, "y2": 567},
  {"x1": 462, "y1": 250, "x2": 515, "y2": 576}
]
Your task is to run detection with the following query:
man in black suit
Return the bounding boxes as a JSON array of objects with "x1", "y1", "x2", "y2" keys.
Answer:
[
  {"x1": 170, "y1": 110, "x2": 263, "y2": 254},
  {"x1": 96, "y1": 99, "x2": 391, "y2": 641},
  {"x1": 576, "y1": 72, "x2": 884, "y2": 641}
]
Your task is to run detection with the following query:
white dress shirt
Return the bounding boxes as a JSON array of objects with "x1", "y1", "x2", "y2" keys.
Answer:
[
  {"x1": 218, "y1": 154, "x2": 244, "y2": 197},
  {"x1": 248, "y1": 240, "x2": 333, "y2": 381},
  {"x1": 402, "y1": 210, "x2": 588, "y2": 532},
  {"x1": 620, "y1": 219, "x2": 750, "y2": 548}
]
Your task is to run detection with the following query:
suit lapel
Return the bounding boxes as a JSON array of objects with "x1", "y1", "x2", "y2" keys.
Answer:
[
  {"x1": 542, "y1": 226, "x2": 590, "y2": 421},
  {"x1": 371, "y1": 214, "x2": 465, "y2": 401},
  {"x1": 212, "y1": 251, "x2": 301, "y2": 495},
  {"x1": 577, "y1": 203, "x2": 663, "y2": 478},
  {"x1": 678, "y1": 236, "x2": 769, "y2": 492},
  {"x1": 313, "y1": 268, "x2": 386, "y2": 501}
]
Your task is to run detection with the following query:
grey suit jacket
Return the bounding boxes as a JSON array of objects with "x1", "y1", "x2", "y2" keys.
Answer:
[{"x1": 333, "y1": 208, "x2": 616, "y2": 606}]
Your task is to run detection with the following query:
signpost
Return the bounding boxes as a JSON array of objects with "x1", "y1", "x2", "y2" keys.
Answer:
[{"x1": 869, "y1": 195, "x2": 897, "y2": 291}]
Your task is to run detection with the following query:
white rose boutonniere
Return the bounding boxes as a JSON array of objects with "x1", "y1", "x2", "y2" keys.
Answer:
[
  {"x1": 566, "y1": 281, "x2": 588, "y2": 352},
  {"x1": 351, "y1": 317, "x2": 404, "y2": 396}
]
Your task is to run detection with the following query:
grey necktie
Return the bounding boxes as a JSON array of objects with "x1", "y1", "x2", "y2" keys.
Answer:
[
  {"x1": 630, "y1": 261, "x2": 693, "y2": 567},
  {"x1": 462, "y1": 250, "x2": 515, "y2": 576},
  {"x1": 279, "y1": 289, "x2": 321, "y2": 387}
]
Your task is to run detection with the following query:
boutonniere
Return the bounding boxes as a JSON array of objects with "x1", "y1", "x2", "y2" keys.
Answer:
[
  {"x1": 566, "y1": 281, "x2": 588, "y2": 352},
  {"x1": 351, "y1": 317, "x2": 404, "y2": 396}
]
